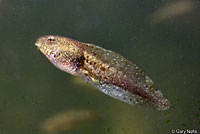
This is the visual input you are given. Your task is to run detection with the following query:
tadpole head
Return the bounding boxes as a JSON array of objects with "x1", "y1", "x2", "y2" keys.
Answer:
[{"x1": 35, "y1": 35, "x2": 83, "y2": 75}]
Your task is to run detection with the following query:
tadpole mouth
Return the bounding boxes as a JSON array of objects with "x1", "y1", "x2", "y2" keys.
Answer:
[
  {"x1": 35, "y1": 41, "x2": 43, "y2": 52},
  {"x1": 35, "y1": 43, "x2": 40, "y2": 50},
  {"x1": 35, "y1": 40, "x2": 41, "y2": 51},
  {"x1": 35, "y1": 39, "x2": 42, "y2": 52}
]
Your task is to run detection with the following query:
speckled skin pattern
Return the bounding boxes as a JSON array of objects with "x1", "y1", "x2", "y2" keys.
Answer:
[{"x1": 35, "y1": 35, "x2": 170, "y2": 110}]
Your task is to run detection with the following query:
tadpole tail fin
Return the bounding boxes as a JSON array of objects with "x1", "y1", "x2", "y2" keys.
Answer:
[
  {"x1": 86, "y1": 75, "x2": 170, "y2": 110},
  {"x1": 144, "y1": 89, "x2": 170, "y2": 110},
  {"x1": 128, "y1": 85, "x2": 170, "y2": 110}
]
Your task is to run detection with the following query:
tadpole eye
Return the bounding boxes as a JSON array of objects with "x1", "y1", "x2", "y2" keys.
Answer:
[{"x1": 47, "y1": 36, "x2": 55, "y2": 43}]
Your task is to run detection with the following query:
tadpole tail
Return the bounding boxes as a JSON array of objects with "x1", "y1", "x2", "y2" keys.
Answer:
[{"x1": 137, "y1": 89, "x2": 170, "y2": 110}]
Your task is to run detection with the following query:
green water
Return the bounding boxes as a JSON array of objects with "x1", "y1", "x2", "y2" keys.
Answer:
[{"x1": 0, "y1": 0, "x2": 200, "y2": 134}]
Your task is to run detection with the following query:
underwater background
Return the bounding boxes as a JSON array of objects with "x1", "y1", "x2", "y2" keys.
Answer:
[{"x1": 0, "y1": 0, "x2": 200, "y2": 134}]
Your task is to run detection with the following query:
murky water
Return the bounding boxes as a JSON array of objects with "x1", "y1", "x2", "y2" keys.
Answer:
[{"x1": 0, "y1": 0, "x2": 199, "y2": 134}]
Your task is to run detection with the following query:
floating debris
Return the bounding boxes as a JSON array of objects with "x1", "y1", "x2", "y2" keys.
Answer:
[
  {"x1": 151, "y1": 0, "x2": 195, "y2": 24},
  {"x1": 40, "y1": 110, "x2": 99, "y2": 132}
]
